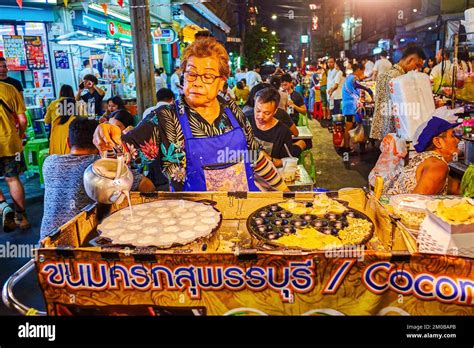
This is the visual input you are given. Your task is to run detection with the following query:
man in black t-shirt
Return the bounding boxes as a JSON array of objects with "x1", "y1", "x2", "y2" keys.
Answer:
[
  {"x1": 245, "y1": 107, "x2": 297, "y2": 136},
  {"x1": 75, "y1": 74, "x2": 105, "y2": 116},
  {"x1": 248, "y1": 87, "x2": 306, "y2": 168},
  {"x1": 0, "y1": 57, "x2": 24, "y2": 95},
  {"x1": 280, "y1": 73, "x2": 307, "y2": 125}
]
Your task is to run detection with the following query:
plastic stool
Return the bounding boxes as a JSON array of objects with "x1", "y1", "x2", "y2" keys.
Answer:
[
  {"x1": 298, "y1": 150, "x2": 316, "y2": 181},
  {"x1": 24, "y1": 110, "x2": 36, "y2": 141},
  {"x1": 23, "y1": 138, "x2": 49, "y2": 177},
  {"x1": 38, "y1": 148, "x2": 49, "y2": 188},
  {"x1": 313, "y1": 101, "x2": 323, "y2": 120},
  {"x1": 25, "y1": 109, "x2": 34, "y2": 129}
]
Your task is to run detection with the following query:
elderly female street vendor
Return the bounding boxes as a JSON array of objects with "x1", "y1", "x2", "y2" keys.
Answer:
[
  {"x1": 383, "y1": 115, "x2": 461, "y2": 195},
  {"x1": 94, "y1": 37, "x2": 287, "y2": 192}
]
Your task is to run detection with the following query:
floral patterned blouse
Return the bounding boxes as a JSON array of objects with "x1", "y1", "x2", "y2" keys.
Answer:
[
  {"x1": 383, "y1": 151, "x2": 449, "y2": 195},
  {"x1": 370, "y1": 64, "x2": 405, "y2": 141},
  {"x1": 122, "y1": 95, "x2": 285, "y2": 191}
]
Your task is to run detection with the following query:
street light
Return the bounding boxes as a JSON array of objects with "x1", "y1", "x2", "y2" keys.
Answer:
[
  {"x1": 271, "y1": 14, "x2": 277, "y2": 20},
  {"x1": 271, "y1": 31, "x2": 276, "y2": 35},
  {"x1": 412, "y1": 8, "x2": 418, "y2": 13}
]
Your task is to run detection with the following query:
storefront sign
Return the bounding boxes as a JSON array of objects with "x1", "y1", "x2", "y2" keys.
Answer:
[
  {"x1": 24, "y1": 36, "x2": 46, "y2": 70},
  {"x1": 2, "y1": 35, "x2": 27, "y2": 71},
  {"x1": 54, "y1": 50, "x2": 69, "y2": 69},
  {"x1": 37, "y1": 252, "x2": 474, "y2": 316},
  {"x1": 152, "y1": 28, "x2": 178, "y2": 44},
  {"x1": 106, "y1": 19, "x2": 131, "y2": 41}
]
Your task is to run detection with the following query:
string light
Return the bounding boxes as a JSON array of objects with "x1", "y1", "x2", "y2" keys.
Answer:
[{"x1": 87, "y1": 0, "x2": 209, "y2": 9}]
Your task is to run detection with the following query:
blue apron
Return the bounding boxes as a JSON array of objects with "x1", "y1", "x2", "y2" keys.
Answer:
[{"x1": 176, "y1": 103, "x2": 259, "y2": 192}]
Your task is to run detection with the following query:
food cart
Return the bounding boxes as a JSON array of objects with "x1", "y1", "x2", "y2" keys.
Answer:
[{"x1": 3, "y1": 189, "x2": 473, "y2": 316}]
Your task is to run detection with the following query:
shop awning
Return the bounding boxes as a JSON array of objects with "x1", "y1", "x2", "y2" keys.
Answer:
[
  {"x1": 190, "y1": 3, "x2": 230, "y2": 34},
  {"x1": 179, "y1": 4, "x2": 229, "y2": 43},
  {"x1": 404, "y1": 12, "x2": 464, "y2": 32},
  {"x1": 0, "y1": 4, "x2": 56, "y2": 22}
]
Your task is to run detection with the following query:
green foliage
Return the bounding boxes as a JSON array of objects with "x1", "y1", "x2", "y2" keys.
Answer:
[
  {"x1": 461, "y1": 164, "x2": 474, "y2": 197},
  {"x1": 243, "y1": 25, "x2": 279, "y2": 68}
]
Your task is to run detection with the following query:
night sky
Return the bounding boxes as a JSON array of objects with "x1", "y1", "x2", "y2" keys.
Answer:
[{"x1": 254, "y1": 0, "x2": 317, "y2": 61}]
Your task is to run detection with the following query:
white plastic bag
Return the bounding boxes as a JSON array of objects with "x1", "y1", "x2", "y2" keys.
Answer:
[
  {"x1": 390, "y1": 71, "x2": 435, "y2": 141},
  {"x1": 102, "y1": 51, "x2": 114, "y2": 69},
  {"x1": 368, "y1": 133, "x2": 407, "y2": 187}
]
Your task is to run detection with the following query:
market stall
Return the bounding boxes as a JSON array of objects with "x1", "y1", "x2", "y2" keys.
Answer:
[{"x1": 3, "y1": 189, "x2": 473, "y2": 316}]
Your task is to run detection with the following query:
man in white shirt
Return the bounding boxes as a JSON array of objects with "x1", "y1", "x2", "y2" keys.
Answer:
[
  {"x1": 170, "y1": 67, "x2": 182, "y2": 100},
  {"x1": 79, "y1": 59, "x2": 100, "y2": 81},
  {"x1": 142, "y1": 88, "x2": 175, "y2": 119},
  {"x1": 362, "y1": 57, "x2": 375, "y2": 80},
  {"x1": 154, "y1": 68, "x2": 166, "y2": 92},
  {"x1": 246, "y1": 65, "x2": 262, "y2": 90},
  {"x1": 235, "y1": 67, "x2": 247, "y2": 82},
  {"x1": 127, "y1": 69, "x2": 135, "y2": 89},
  {"x1": 326, "y1": 57, "x2": 344, "y2": 115},
  {"x1": 373, "y1": 51, "x2": 392, "y2": 81},
  {"x1": 159, "y1": 67, "x2": 168, "y2": 87},
  {"x1": 430, "y1": 50, "x2": 453, "y2": 91}
]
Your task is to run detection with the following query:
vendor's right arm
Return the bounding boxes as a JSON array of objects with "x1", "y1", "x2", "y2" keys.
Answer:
[{"x1": 94, "y1": 106, "x2": 186, "y2": 191}]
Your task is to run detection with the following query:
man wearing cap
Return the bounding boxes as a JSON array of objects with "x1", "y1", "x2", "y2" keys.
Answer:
[{"x1": 383, "y1": 110, "x2": 462, "y2": 195}]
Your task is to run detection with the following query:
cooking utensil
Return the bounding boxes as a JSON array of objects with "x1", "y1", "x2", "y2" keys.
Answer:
[
  {"x1": 247, "y1": 200, "x2": 374, "y2": 251},
  {"x1": 83, "y1": 154, "x2": 134, "y2": 204}
]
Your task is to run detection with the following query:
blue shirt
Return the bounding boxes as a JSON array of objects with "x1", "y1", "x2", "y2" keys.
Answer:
[{"x1": 342, "y1": 74, "x2": 359, "y2": 115}]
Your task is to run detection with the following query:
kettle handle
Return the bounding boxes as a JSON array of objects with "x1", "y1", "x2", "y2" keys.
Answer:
[{"x1": 109, "y1": 191, "x2": 122, "y2": 203}]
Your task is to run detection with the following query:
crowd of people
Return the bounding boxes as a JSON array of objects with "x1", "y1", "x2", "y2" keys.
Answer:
[{"x1": 0, "y1": 36, "x2": 470, "y2": 239}]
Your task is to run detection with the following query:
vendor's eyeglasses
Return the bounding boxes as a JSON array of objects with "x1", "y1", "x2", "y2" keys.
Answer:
[{"x1": 184, "y1": 71, "x2": 221, "y2": 84}]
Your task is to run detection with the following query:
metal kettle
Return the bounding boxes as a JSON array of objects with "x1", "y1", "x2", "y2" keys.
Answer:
[{"x1": 83, "y1": 156, "x2": 134, "y2": 204}]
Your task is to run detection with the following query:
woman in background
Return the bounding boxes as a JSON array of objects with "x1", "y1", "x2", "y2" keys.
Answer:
[
  {"x1": 49, "y1": 98, "x2": 76, "y2": 155},
  {"x1": 44, "y1": 84, "x2": 74, "y2": 125}
]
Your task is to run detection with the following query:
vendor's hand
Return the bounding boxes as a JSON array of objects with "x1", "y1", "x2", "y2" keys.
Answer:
[
  {"x1": 288, "y1": 99, "x2": 295, "y2": 106},
  {"x1": 93, "y1": 123, "x2": 122, "y2": 152}
]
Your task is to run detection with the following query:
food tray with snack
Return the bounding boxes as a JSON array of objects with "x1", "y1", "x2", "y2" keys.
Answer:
[
  {"x1": 388, "y1": 194, "x2": 432, "y2": 230},
  {"x1": 426, "y1": 197, "x2": 474, "y2": 233},
  {"x1": 90, "y1": 199, "x2": 222, "y2": 249},
  {"x1": 247, "y1": 194, "x2": 374, "y2": 250}
]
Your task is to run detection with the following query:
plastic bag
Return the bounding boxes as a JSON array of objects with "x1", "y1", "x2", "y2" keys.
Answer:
[
  {"x1": 102, "y1": 51, "x2": 114, "y2": 69},
  {"x1": 368, "y1": 134, "x2": 407, "y2": 187},
  {"x1": 390, "y1": 71, "x2": 435, "y2": 141},
  {"x1": 349, "y1": 123, "x2": 366, "y2": 144}
]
